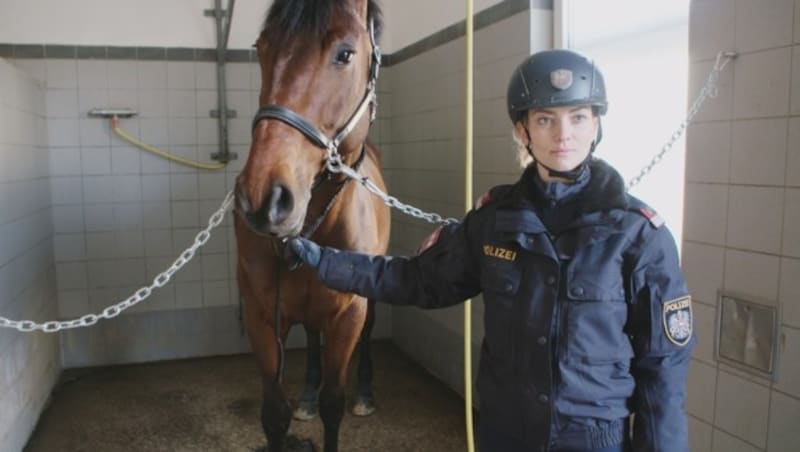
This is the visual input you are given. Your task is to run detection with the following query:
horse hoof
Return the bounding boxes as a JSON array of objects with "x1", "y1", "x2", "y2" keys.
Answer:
[
  {"x1": 285, "y1": 435, "x2": 317, "y2": 452},
  {"x1": 293, "y1": 400, "x2": 318, "y2": 421},
  {"x1": 352, "y1": 396, "x2": 376, "y2": 417}
]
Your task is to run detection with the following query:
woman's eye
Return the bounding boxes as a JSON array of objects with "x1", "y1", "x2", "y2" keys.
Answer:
[
  {"x1": 536, "y1": 117, "x2": 552, "y2": 126},
  {"x1": 335, "y1": 49, "x2": 355, "y2": 64}
]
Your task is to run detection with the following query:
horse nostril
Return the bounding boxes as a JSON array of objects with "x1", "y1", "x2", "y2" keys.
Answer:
[
  {"x1": 267, "y1": 183, "x2": 294, "y2": 225},
  {"x1": 235, "y1": 182, "x2": 252, "y2": 214}
]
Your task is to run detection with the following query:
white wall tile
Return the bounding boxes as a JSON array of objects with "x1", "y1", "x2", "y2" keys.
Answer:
[
  {"x1": 52, "y1": 205, "x2": 84, "y2": 233},
  {"x1": 685, "y1": 121, "x2": 731, "y2": 184},
  {"x1": 45, "y1": 59, "x2": 77, "y2": 89},
  {"x1": 46, "y1": 89, "x2": 79, "y2": 118},
  {"x1": 54, "y1": 234, "x2": 85, "y2": 262},
  {"x1": 58, "y1": 289, "x2": 89, "y2": 318},
  {"x1": 50, "y1": 177, "x2": 83, "y2": 205},
  {"x1": 694, "y1": 301, "x2": 719, "y2": 364},
  {"x1": 144, "y1": 229, "x2": 173, "y2": 257},
  {"x1": 774, "y1": 327, "x2": 800, "y2": 398},
  {"x1": 734, "y1": 0, "x2": 794, "y2": 52},
  {"x1": 113, "y1": 203, "x2": 143, "y2": 230},
  {"x1": 137, "y1": 90, "x2": 168, "y2": 118},
  {"x1": 767, "y1": 391, "x2": 800, "y2": 451},
  {"x1": 726, "y1": 186, "x2": 784, "y2": 254},
  {"x1": 194, "y1": 62, "x2": 216, "y2": 90},
  {"x1": 166, "y1": 61, "x2": 195, "y2": 90},
  {"x1": 780, "y1": 258, "x2": 800, "y2": 328},
  {"x1": 142, "y1": 202, "x2": 172, "y2": 229},
  {"x1": 714, "y1": 370, "x2": 770, "y2": 448},
  {"x1": 175, "y1": 281, "x2": 202, "y2": 309},
  {"x1": 730, "y1": 119, "x2": 787, "y2": 186},
  {"x1": 683, "y1": 183, "x2": 728, "y2": 245},
  {"x1": 733, "y1": 47, "x2": 791, "y2": 119},
  {"x1": 167, "y1": 90, "x2": 197, "y2": 118},
  {"x1": 137, "y1": 61, "x2": 167, "y2": 90},
  {"x1": 79, "y1": 118, "x2": 111, "y2": 147},
  {"x1": 724, "y1": 249, "x2": 781, "y2": 303},
  {"x1": 106, "y1": 61, "x2": 138, "y2": 90},
  {"x1": 111, "y1": 175, "x2": 142, "y2": 202},
  {"x1": 56, "y1": 262, "x2": 87, "y2": 290},
  {"x1": 77, "y1": 89, "x2": 108, "y2": 115},
  {"x1": 110, "y1": 145, "x2": 142, "y2": 175},
  {"x1": 46, "y1": 118, "x2": 80, "y2": 148},
  {"x1": 82, "y1": 176, "x2": 114, "y2": 203},
  {"x1": 167, "y1": 118, "x2": 196, "y2": 146},
  {"x1": 202, "y1": 280, "x2": 230, "y2": 306},
  {"x1": 226, "y1": 64, "x2": 251, "y2": 91},
  {"x1": 83, "y1": 203, "x2": 115, "y2": 232},
  {"x1": 783, "y1": 189, "x2": 800, "y2": 257},
  {"x1": 688, "y1": 360, "x2": 717, "y2": 422},
  {"x1": 796, "y1": 0, "x2": 800, "y2": 43},
  {"x1": 171, "y1": 201, "x2": 199, "y2": 228},
  {"x1": 170, "y1": 174, "x2": 198, "y2": 201},
  {"x1": 711, "y1": 429, "x2": 762, "y2": 452},
  {"x1": 77, "y1": 60, "x2": 107, "y2": 90},
  {"x1": 683, "y1": 242, "x2": 725, "y2": 304}
]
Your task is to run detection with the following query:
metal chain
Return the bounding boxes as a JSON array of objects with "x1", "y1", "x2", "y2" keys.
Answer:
[
  {"x1": 2, "y1": 52, "x2": 736, "y2": 333},
  {"x1": 0, "y1": 191, "x2": 235, "y2": 333},
  {"x1": 625, "y1": 51, "x2": 736, "y2": 191}
]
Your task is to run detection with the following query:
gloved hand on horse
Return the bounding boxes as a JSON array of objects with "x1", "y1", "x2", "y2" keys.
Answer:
[{"x1": 286, "y1": 237, "x2": 322, "y2": 269}]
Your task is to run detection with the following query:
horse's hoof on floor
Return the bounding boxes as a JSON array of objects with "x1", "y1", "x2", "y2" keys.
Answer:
[
  {"x1": 352, "y1": 396, "x2": 376, "y2": 416},
  {"x1": 285, "y1": 435, "x2": 317, "y2": 452},
  {"x1": 293, "y1": 400, "x2": 318, "y2": 421}
]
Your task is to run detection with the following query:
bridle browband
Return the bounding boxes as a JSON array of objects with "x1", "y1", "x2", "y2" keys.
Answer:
[{"x1": 251, "y1": 19, "x2": 381, "y2": 168}]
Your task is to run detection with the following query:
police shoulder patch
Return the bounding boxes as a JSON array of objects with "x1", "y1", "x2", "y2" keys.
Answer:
[
  {"x1": 474, "y1": 191, "x2": 492, "y2": 210},
  {"x1": 663, "y1": 296, "x2": 693, "y2": 346},
  {"x1": 416, "y1": 225, "x2": 443, "y2": 255},
  {"x1": 638, "y1": 206, "x2": 665, "y2": 228}
]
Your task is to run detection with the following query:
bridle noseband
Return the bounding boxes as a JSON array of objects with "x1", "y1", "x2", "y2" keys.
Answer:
[{"x1": 250, "y1": 19, "x2": 381, "y2": 170}]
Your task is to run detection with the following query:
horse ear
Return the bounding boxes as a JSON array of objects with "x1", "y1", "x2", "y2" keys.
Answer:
[{"x1": 349, "y1": 0, "x2": 369, "y2": 23}]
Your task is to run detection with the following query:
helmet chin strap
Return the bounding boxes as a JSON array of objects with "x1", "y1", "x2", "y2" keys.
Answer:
[{"x1": 523, "y1": 122, "x2": 602, "y2": 183}]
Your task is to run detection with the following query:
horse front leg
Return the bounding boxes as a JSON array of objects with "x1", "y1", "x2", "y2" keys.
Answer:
[
  {"x1": 294, "y1": 325, "x2": 323, "y2": 421},
  {"x1": 319, "y1": 300, "x2": 366, "y2": 452},
  {"x1": 352, "y1": 298, "x2": 376, "y2": 416}
]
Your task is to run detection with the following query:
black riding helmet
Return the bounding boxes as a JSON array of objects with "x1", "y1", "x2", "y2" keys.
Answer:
[{"x1": 507, "y1": 49, "x2": 608, "y2": 180}]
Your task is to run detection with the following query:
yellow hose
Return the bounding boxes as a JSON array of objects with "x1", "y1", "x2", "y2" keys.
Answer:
[
  {"x1": 110, "y1": 116, "x2": 227, "y2": 171},
  {"x1": 464, "y1": 0, "x2": 475, "y2": 450}
]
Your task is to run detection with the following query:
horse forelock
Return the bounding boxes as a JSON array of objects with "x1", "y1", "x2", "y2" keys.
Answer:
[{"x1": 262, "y1": 0, "x2": 383, "y2": 45}]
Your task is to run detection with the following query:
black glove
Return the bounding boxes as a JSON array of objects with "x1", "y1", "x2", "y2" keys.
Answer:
[{"x1": 286, "y1": 237, "x2": 322, "y2": 270}]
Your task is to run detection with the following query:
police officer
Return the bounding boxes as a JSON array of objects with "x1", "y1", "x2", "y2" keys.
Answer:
[{"x1": 287, "y1": 49, "x2": 694, "y2": 452}]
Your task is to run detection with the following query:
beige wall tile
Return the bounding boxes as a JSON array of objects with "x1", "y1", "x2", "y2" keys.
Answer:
[
  {"x1": 733, "y1": 47, "x2": 791, "y2": 119},
  {"x1": 693, "y1": 300, "x2": 719, "y2": 364},
  {"x1": 690, "y1": 60, "x2": 734, "y2": 122},
  {"x1": 685, "y1": 121, "x2": 731, "y2": 184},
  {"x1": 784, "y1": 189, "x2": 800, "y2": 257},
  {"x1": 774, "y1": 327, "x2": 800, "y2": 398},
  {"x1": 690, "y1": 417, "x2": 714, "y2": 452},
  {"x1": 726, "y1": 186, "x2": 784, "y2": 254},
  {"x1": 730, "y1": 119, "x2": 787, "y2": 186},
  {"x1": 792, "y1": 46, "x2": 800, "y2": 115},
  {"x1": 788, "y1": 117, "x2": 800, "y2": 187},
  {"x1": 690, "y1": 0, "x2": 736, "y2": 62},
  {"x1": 780, "y1": 258, "x2": 800, "y2": 328},
  {"x1": 711, "y1": 429, "x2": 763, "y2": 452},
  {"x1": 688, "y1": 360, "x2": 718, "y2": 422},
  {"x1": 683, "y1": 241, "x2": 725, "y2": 304},
  {"x1": 724, "y1": 249, "x2": 781, "y2": 303},
  {"x1": 768, "y1": 391, "x2": 800, "y2": 451},
  {"x1": 735, "y1": 0, "x2": 794, "y2": 52},
  {"x1": 714, "y1": 370, "x2": 770, "y2": 448},
  {"x1": 684, "y1": 183, "x2": 729, "y2": 245}
]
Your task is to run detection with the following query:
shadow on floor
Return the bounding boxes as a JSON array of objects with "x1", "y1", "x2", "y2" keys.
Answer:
[{"x1": 24, "y1": 340, "x2": 472, "y2": 452}]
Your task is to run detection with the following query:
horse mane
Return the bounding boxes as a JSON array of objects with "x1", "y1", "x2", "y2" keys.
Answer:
[{"x1": 263, "y1": 0, "x2": 383, "y2": 44}]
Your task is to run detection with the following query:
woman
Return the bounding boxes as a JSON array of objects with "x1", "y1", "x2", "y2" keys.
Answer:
[{"x1": 287, "y1": 49, "x2": 693, "y2": 452}]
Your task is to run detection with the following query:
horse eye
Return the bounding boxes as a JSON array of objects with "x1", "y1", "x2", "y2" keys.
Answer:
[{"x1": 334, "y1": 48, "x2": 355, "y2": 65}]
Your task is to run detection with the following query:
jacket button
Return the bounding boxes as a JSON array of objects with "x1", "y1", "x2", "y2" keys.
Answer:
[
  {"x1": 537, "y1": 336, "x2": 547, "y2": 345},
  {"x1": 571, "y1": 286, "x2": 584, "y2": 297},
  {"x1": 546, "y1": 276, "x2": 556, "y2": 285},
  {"x1": 538, "y1": 393, "x2": 549, "y2": 403},
  {"x1": 504, "y1": 282, "x2": 514, "y2": 292}
]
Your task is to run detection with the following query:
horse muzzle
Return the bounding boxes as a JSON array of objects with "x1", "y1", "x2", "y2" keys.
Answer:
[{"x1": 234, "y1": 177, "x2": 304, "y2": 238}]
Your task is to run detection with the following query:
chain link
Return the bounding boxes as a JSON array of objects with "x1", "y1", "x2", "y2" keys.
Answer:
[
  {"x1": 2, "y1": 52, "x2": 735, "y2": 334},
  {"x1": 0, "y1": 191, "x2": 235, "y2": 333},
  {"x1": 625, "y1": 51, "x2": 736, "y2": 191}
]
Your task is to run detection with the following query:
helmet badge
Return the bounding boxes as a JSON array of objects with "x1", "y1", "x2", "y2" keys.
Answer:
[{"x1": 550, "y1": 69, "x2": 573, "y2": 90}]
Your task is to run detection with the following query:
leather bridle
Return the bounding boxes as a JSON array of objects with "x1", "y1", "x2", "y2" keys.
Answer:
[{"x1": 250, "y1": 19, "x2": 381, "y2": 171}]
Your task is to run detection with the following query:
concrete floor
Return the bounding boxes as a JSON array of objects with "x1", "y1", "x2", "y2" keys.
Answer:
[{"x1": 24, "y1": 340, "x2": 471, "y2": 452}]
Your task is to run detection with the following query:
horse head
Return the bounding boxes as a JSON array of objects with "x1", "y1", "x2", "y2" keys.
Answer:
[{"x1": 235, "y1": 0, "x2": 383, "y2": 238}]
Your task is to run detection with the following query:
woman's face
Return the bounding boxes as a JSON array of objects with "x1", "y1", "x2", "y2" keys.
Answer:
[{"x1": 514, "y1": 105, "x2": 599, "y2": 179}]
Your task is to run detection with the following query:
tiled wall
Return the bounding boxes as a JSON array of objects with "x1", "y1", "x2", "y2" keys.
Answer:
[
  {"x1": 685, "y1": 1, "x2": 800, "y2": 451},
  {"x1": 0, "y1": 59, "x2": 60, "y2": 452},
  {"x1": 384, "y1": 5, "x2": 553, "y2": 397}
]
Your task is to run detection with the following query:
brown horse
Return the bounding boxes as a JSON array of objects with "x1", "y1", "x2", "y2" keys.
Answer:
[{"x1": 233, "y1": 1, "x2": 389, "y2": 451}]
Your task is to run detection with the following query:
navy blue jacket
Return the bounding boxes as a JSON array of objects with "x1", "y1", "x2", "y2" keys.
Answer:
[{"x1": 315, "y1": 159, "x2": 694, "y2": 451}]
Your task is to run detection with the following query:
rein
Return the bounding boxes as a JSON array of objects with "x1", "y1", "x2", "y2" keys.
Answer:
[{"x1": 253, "y1": 19, "x2": 381, "y2": 384}]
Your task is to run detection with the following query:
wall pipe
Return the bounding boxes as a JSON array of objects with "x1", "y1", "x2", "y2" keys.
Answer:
[
  {"x1": 463, "y1": 0, "x2": 475, "y2": 450},
  {"x1": 210, "y1": 0, "x2": 237, "y2": 164}
]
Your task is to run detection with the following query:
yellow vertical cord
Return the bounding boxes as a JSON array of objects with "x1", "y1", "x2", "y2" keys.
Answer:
[{"x1": 464, "y1": 0, "x2": 475, "y2": 451}]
